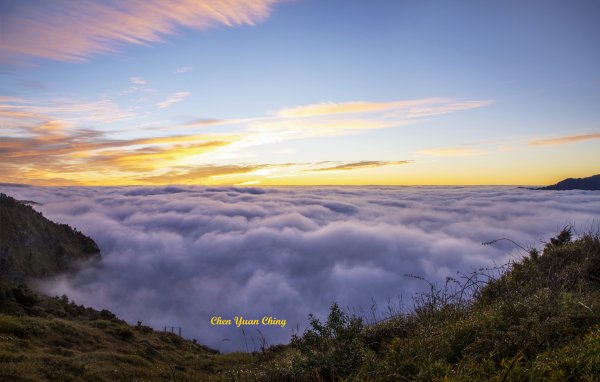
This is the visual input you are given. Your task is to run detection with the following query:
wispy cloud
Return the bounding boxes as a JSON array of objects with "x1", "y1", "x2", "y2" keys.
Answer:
[
  {"x1": 239, "y1": 98, "x2": 492, "y2": 145},
  {"x1": 310, "y1": 161, "x2": 411, "y2": 172},
  {"x1": 123, "y1": 77, "x2": 155, "y2": 95},
  {"x1": 0, "y1": 95, "x2": 491, "y2": 185},
  {"x1": 176, "y1": 66, "x2": 194, "y2": 73},
  {"x1": 136, "y1": 164, "x2": 265, "y2": 184},
  {"x1": 276, "y1": 100, "x2": 408, "y2": 118},
  {"x1": 157, "y1": 92, "x2": 191, "y2": 109},
  {"x1": 89, "y1": 141, "x2": 233, "y2": 172},
  {"x1": 0, "y1": 0, "x2": 280, "y2": 63},
  {"x1": 529, "y1": 132, "x2": 600, "y2": 146},
  {"x1": 129, "y1": 77, "x2": 147, "y2": 86},
  {"x1": 0, "y1": 96, "x2": 134, "y2": 127},
  {"x1": 275, "y1": 98, "x2": 492, "y2": 119}
]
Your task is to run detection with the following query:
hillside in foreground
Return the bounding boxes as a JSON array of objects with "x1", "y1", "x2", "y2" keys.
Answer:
[
  {"x1": 0, "y1": 193, "x2": 599, "y2": 381},
  {"x1": 0, "y1": 193, "x2": 100, "y2": 282},
  {"x1": 0, "y1": 282, "x2": 237, "y2": 381}
]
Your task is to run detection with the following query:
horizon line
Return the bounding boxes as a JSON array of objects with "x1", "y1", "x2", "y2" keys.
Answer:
[{"x1": 0, "y1": 182, "x2": 546, "y2": 188}]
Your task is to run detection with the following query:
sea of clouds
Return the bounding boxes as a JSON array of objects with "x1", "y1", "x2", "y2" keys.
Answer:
[{"x1": 1, "y1": 185, "x2": 599, "y2": 352}]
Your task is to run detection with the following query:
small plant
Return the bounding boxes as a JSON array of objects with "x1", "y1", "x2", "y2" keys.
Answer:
[
  {"x1": 135, "y1": 320, "x2": 153, "y2": 334},
  {"x1": 289, "y1": 302, "x2": 366, "y2": 380},
  {"x1": 547, "y1": 226, "x2": 572, "y2": 249}
]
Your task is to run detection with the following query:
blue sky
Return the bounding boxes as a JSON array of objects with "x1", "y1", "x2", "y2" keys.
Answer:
[{"x1": 1, "y1": 0, "x2": 599, "y2": 185}]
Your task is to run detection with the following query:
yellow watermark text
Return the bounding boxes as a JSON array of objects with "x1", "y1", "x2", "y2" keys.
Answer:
[{"x1": 210, "y1": 315, "x2": 286, "y2": 328}]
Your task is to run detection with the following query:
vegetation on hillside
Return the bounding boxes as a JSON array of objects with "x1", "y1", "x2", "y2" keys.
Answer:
[
  {"x1": 0, "y1": 193, "x2": 100, "y2": 281},
  {"x1": 232, "y1": 228, "x2": 600, "y2": 381},
  {"x1": 0, "y1": 279, "x2": 256, "y2": 381}
]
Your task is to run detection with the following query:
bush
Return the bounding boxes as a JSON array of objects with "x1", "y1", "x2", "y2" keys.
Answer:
[
  {"x1": 113, "y1": 327, "x2": 134, "y2": 340},
  {"x1": 135, "y1": 320, "x2": 154, "y2": 334},
  {"x1": 289, "y1": 303, "x2": 366, "y2": 380},
  {"x1": 12, "y1": 285, "x2": 38, "y2": 307}
]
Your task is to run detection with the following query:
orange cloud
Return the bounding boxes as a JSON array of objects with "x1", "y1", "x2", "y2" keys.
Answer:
[
  {"x1": 94, "y1": 141, "x2": 232, "y2": 171},
  {"x1": 0, "y1": 95, "x2": 494, "y2": 186},
  {"x1": 0, "y1": 96, "x2": 242, "y2": 182},
  {"x1": 309, "y1": 160, "x2": 411, "y2": 172},
  {"x1": 136, "y1": 164, "x2": 265, "y2": 184},
  {"x1": 1, "y1": 0, "x2": 279, "y2": 63},
  {"x1": 0, "y1": 94, "x2": 238, "y2": 183},
  {"x1": 0, "y1": 135, "x2": 238, "y2": 185},
  {"x1": 529, "y1": 132, "x2": 600, "y2": 146}
]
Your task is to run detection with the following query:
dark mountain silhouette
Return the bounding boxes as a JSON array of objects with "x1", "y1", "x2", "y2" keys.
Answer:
[
  {"x1": 0, "y1": 183, "x2": 31, "y2": 188},
  {"x1": 0, "y1": 193, "x2": 101, "y2": 281},
  {"x1": 538, "y1": 174, "x2": 600, "y2": 191}
]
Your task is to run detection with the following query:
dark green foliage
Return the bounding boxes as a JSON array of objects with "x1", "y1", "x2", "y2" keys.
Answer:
[
  {"x1": 529, "y1": 248, "x2": 540, "y2": 261},
  {"x1": 11, "y1": 285, "x2": 38, "y2": 307},
  {"x1": 0, "y1": 281, "x2": 123, "y2": 322},
  {"x1": 135, "y1": 320, "x2": 154, "y2": 334},
  {"x1": 0, "y1": 193, "x2": 101, "y2": 281},
  {"x1": 113, "y1": 327, "x2": 135, "y2": 340},
  {"x1": 547, "y1": 226, "x2": 572, "y2": 248},
  {"x1": 289, "y1": 303, "x2": 366, "y2": 380}
]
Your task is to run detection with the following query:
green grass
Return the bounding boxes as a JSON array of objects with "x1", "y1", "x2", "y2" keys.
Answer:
[{"x1": 0, "y1": 281, "x2": 255, "y2": 381}]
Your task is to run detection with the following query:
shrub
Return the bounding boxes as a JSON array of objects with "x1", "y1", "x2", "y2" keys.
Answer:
[
  {"x1": 113, "y1": 326, "x2": 134, "y2": 340},
  {"x1": 135, "y1": 320, "x2": 154, "y2": 334},
  {"x1": 289, "y1": 303, "x2": 366, "y2": 380}
]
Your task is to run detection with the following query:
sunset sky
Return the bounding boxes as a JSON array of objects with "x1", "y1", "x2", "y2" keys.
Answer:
[{"x1": 1, "y1": 0, "x2": 599, "y2": 186}]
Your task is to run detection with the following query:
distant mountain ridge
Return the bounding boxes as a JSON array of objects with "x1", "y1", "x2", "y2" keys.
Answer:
[
  {"x1": 0, "y1": 193, "x2": 101, "y2": 281},
  {"x1": 538, "y1": 174, "x2": 600, "y2": 191}
]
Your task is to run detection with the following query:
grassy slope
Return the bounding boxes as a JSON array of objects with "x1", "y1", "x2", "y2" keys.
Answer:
[
  {"x1": 238, "y1": 230, "x2": 600, "y2": 381},
  {"x1": 0, "y1": 281, "x2": 263, "y2": 381}
]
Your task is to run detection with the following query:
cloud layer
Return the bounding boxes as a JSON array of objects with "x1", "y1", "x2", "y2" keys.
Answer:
[
  {"x1": 0, "y1": 95, "x2": 488, "y2": 185},
  {"x1": 1, "y1": 0, "x2": 279, "y2": 63},
  {"x1": 2, "y1": 185, "x2": 598, "y2": 352},
  {"x1": 529, "y1": 132, "x2": 600, "y2": 147}
]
